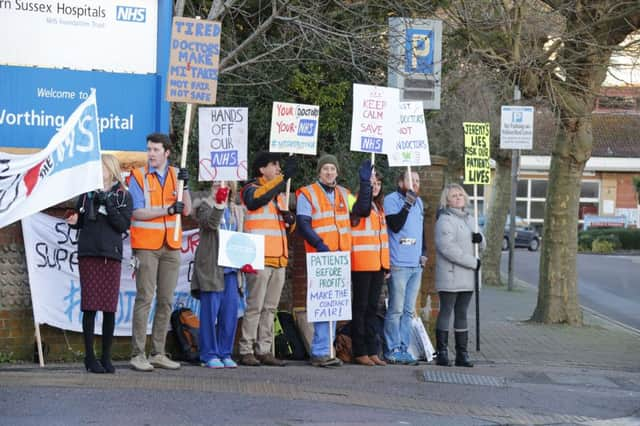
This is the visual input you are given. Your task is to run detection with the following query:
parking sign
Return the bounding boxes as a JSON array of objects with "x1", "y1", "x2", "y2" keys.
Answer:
[{"x1": 500, "y1": 106, "x2": 534, "y2": 150}]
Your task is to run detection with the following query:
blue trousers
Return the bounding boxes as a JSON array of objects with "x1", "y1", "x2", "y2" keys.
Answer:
[
  {"x1": 199, "y1": 273, "x2": 238, "y2": 362},
  {"x1": 311, "y1": 321, "x2": 337, "y2": 358},
  {"x1": 384, "y1": 266, "x2": 422, "y2": 353}
]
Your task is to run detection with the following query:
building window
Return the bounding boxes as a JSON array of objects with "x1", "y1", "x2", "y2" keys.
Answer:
[{"x1": 515, "y1": 178, "x2": 599, "y2": 227}]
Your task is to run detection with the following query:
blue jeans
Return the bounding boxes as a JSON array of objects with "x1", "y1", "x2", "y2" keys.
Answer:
[
  {"x1": 199, "y1": 273, "x2": 239, "y2": 362},
  {"x1": 311, "y1": 321, "x2": 337, "y2": 358},
  {"x1": 384, "y1": 266, "x2": 422, "y2": 353}
]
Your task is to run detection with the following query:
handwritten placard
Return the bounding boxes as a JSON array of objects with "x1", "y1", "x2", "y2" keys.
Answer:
[
  {"x1": 350, "y1": 84, "x2": 400, "y2": 154},
  {"x1": 198, "y1": 107, "x2": 248, "y2": 181},
  {"x1": 306, "y1": 251, "x2": 351, "y2": 323},
  {"x1": 166, "y1": 17, "x2": 221, "y2": 104},
  {"x1": 388, "y1": 101, "x2": 431, "y2": 166},
  {"x1": 463, "y1": 122, "x2": 491, "y2": 184},
  {"x1": 218, "y1": 229, "x2": 264, "y2": 270},
  {"x1": 269, "y1": 102, "x2": 319, "y2": 155}
]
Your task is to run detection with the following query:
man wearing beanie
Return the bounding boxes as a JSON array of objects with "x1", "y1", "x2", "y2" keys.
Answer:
[
  {"x1": 238, "y1": 151, "x2": 297, "y2": 366},
  {"x1": 296, "y1": 153, "x2": 373, "y2": 367}
]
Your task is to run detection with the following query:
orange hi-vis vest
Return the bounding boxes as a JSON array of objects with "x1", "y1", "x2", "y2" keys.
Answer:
[
  {"x1": 351, "y1": 203, "x2": 390, "y2": 271},
  {"x1": 297, "y1": 182, "x2": 351, "y2": 253},
  {"x1": 129, "y1": 165, "x2": 182, "y2": 250},
  {"x1": 243, "y1": 186, "x2": 289, "y2": 258}
]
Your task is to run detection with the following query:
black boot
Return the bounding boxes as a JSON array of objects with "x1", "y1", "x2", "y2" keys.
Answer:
[
  {"x1": 435, "y1": 329, "x2": 450, "y2": 366},
  {"x1": 454, "y1": 331, "x2": 474, "y2": 367},
  {"x1": 82, "y1": 311, "x2": 105, "y2": 374},
  {"x1": 100, "y1": 312, "x2": 116, "y2": 374}
]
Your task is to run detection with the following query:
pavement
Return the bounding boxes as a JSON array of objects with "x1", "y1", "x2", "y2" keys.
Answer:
[{"x1": 1, "y1": 278, "x2": 640, "y2": 425}]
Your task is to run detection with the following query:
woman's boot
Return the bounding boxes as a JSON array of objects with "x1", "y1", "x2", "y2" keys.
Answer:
[
  {"x1": 435, "y1": 329, "x2": 450, "y2": 366},
  {"x1": 82, "y1": 311, "x2": 105, "y2": 374},
  {"x1": 101, "y1": 312, "x2": 116, "y2": 373},
  {"x1": 454, "y1": 331, "x2": 474, "y2": 367}
]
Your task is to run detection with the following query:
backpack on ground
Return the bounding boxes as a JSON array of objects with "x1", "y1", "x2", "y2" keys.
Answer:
[
  {"x1": 274, "y1": 310, "x2": 308, "y2": 360},
  {"x1": 171, "y1": 307, "x2": 200, "y2": 364}
]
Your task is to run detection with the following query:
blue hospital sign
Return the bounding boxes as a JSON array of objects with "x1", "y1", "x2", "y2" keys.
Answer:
[{"x1": 405, "y1": 29, "x2": 434, "y2": 74}]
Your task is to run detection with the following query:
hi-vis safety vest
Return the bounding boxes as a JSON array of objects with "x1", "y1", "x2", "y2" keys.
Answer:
[
  {"x1": 129, "y1": 165, "x2": 181, "y2": 250},
  {"x1": 351, "y1": 203, "x2": 390, "y2": 271},
  {"x1": 297, "y1": 183, "x2": 351, "y2": 253},
  {"x1": 243, "y1": 186, "x2": 288, "y2": 258}
]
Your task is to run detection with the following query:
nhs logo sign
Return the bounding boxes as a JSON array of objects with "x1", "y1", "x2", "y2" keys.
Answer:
[{"x1": 116, "y1": 6, "x2": 146, "y2": 23}]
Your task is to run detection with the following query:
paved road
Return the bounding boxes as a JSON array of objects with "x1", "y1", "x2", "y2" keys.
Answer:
[{"x1": 500, "y1": 250, "x2": 640, "y2": 330}]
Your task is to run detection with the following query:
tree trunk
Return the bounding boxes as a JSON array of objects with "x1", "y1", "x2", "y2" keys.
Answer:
[
  {"x1": 531, "y1": 120, "x2": 591, "y2": 325},
  {"x1": 481, "y1": 154, "x2": 512, "y2": 286}
]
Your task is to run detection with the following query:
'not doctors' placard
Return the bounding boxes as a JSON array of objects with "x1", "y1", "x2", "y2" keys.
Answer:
[{"x1": 306, "y1": 251, "x2": 351, "y2": 323}]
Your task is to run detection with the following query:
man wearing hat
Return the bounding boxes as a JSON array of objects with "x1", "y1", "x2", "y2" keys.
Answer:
[
  {"x1": 238, "y1": 151, "x2": 297, "y2": 366},
  {"x1": 296, "y1": 153, "x2": 372, "y2": 367}
]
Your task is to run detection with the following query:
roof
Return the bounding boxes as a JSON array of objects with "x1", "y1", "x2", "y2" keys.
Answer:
[{"x1": 530, "y1": 111, "x2": 640, "y2": 158}]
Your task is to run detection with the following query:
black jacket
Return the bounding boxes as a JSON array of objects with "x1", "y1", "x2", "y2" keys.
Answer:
[{"x1": 71, "y1": 183, "x2": 133, "y2": 261}]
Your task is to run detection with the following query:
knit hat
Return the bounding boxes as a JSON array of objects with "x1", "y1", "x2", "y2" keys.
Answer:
[
  {"x1": 252, "y1": 151, "x2": 281, "y2": 177},
  {"x1": 316, "y1": 154, "x2": 339, "y2": 174}
]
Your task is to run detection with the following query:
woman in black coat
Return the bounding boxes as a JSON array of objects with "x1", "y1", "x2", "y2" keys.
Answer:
[{"x1": 66, "y1": 154, "x2": 132, "y2": 373}]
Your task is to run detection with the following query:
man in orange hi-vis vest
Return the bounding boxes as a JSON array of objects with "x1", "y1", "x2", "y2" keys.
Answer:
[
  {"x1": 238, "y1": 152, "x2": 297, "y2": 367},
  {"x1": 128, "y1": 133, "x2": 192, "y2": 372},
  {"x1": 296, "y1": 154, "x2": 372, "y2": 367}
]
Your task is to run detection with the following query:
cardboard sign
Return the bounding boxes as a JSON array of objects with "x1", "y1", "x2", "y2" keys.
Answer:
[
  {"x1": 306, "y1": 252, "x2": 351, "y2": 323},
  {"x1": 269, "y1": 102, "x2": 319, "y2": 155},
  {"x1": 198, "y1": 107, "x2": 248, "y2": 181},
  {"x1": 388, "y1": 101, "x2": 431, "y2": 166},
  {"x1": 463, "y1": 122, "x2": 491, "y2": 185},
  {"x1": 217, "y1": 229, "x2": 265, "y2": 270},
  {"x1": 166, "y1": 17, "x2": 221, "y2": 104},
  {"x1": 350, "y1": 84, "x2": 400, "y2": 154}
]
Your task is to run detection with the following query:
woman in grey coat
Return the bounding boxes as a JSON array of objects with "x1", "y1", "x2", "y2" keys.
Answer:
[{"x1": 434, "y1": 184, "x2": 485, "y2": 367}]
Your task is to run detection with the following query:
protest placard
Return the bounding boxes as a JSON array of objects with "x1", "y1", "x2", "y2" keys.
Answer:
[
  {"x1": 463, "y1": 122, "x2": 491, "y2": 184},
  {"x1": 269, "y1": 102, "x2": 319, "y2": 155},
  {"x1": 217, "y1": 229, "x2": 264, "y2": 270},
  {"x1": 388, "y1": 101, "x2": 431, "y2": 167},
  {"x1": 166, "y1": 17, "x2": 221, "y2": 104},
  {"x1": 198, "y1": 107, "x2": 248, "y2": 181},
  {"x1": 350, "y1": 84, "x2": 400, "y2": 154},
  {"x1": 306, "y1": 252, "x2": 351, "y2": 323}
]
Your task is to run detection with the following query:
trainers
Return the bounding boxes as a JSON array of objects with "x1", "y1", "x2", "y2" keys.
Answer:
[
  {"x1": 256, "y1": 353, "x2": 287, "y2": 367},
  {"x1": 222, "y1": 358, "x2": 237, "y2": 368},
  {"x1": 310, "y1": 356, "x2": 342, "y2": 367},
  {"x1": 238, "y1": 353, "x2": 261, "y2": 366},
  {"x1": 130, "y1": 354, "x2": 154, "y2": 372},
  {"x1": 401, "y1": 351, "x2": 419, "y2": 366},
  {"x1": 205, "y1": 358, "x2": 224, "y2": 369},
  {"x1": 384, "y1": 350, "x2": 403, "y2": 364},
  {"x1": 149, "y1": 353, "x2": 181, "y2": 370}
]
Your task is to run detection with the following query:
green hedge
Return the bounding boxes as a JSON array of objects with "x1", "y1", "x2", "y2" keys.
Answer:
[{"x1": 578, "y1": 228, "x2": 640, "y2": 251}]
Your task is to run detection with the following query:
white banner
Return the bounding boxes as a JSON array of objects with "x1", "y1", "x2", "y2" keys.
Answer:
[
  {"x1": 306, "y1": 251, "x2": 351, "y2": 323},
  {"x1": 217, "y1": 229, "x2": 264, "y2": 270},
  {"x1": 350, "y1": 84, "x2": 400, "y2": 154},
  {"x1": 22, "y1": 212, "x2": 200, "y2": 336},
  {"x1": 198, "y1": 107, "x2": 248, "y2": 181},
  {"x1": 388, "y1": 101, "x2": 431, "y2": 167},
  {"x1": 269, "y1": 102, "x2": 319, "y2": 155},
  {"x1": 0, "y1": 90, "x2": 103, "y2": 229},
  {"x1": 0, "y1": 0, "x2": 158, "y2": 73}
]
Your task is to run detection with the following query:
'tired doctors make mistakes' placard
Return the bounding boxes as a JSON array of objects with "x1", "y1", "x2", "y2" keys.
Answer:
[{"x1": 166, "y1": 17, "x2": 221, "y2": 104}]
